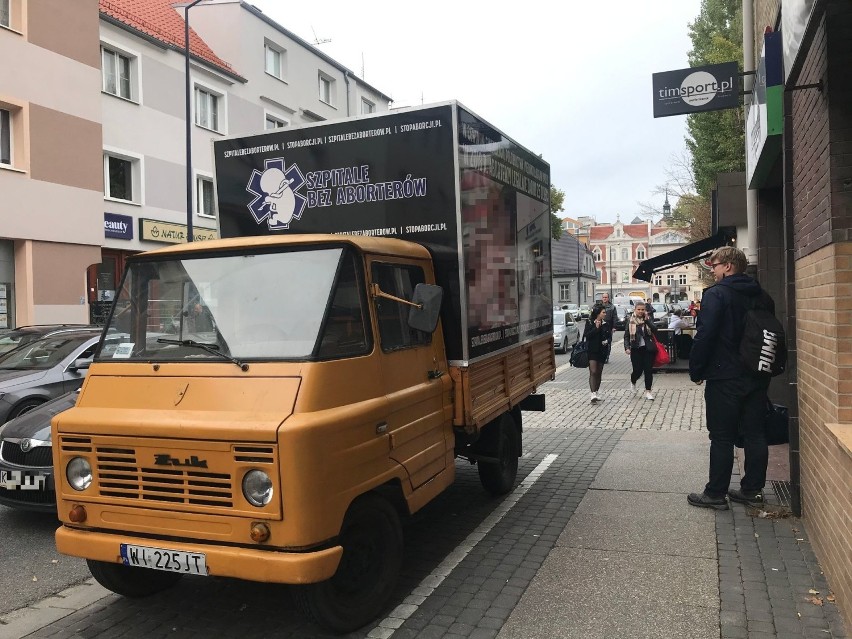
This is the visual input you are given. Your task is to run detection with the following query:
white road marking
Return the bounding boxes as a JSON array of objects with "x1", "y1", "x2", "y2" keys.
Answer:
[{"x1": 367, "y1": 454, "x2": 559, "y2": 638}]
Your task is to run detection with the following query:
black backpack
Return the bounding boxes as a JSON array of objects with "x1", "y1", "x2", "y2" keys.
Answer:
[{"x1": 738, "y1": 290, "x2": 787, "y2": 377}]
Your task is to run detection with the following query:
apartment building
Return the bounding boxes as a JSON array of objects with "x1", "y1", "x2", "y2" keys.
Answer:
[
  {"x1": 0, "y1": 0, "x2": 103, "y2": 326},
  {"x1": 0, "y1": 0, "x2": 391, "y2": 328}
]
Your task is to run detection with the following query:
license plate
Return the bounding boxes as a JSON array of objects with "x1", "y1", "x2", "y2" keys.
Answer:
[
  {"x1": 120, "y1": 544, "x2": 208, "y2": 576},
  {"x1": 0, "y1": 470, "x2": 47, "y2": 491}
]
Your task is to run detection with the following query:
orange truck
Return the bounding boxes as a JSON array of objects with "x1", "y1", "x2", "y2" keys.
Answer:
[{"x1": 53, "y1": 102, "x2": 555, "y2": 632}]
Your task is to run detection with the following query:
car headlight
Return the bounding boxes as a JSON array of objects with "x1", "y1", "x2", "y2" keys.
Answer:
[
  {"x1": 242, "y1": 469, "x2": 273, "y2": 507},
  {"x1": 66, "y1": 457, "x2": 92, "y2": 491}
]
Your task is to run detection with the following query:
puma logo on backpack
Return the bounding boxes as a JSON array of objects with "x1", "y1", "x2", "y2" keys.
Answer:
[{"x1": 739, "y1": 291, "x2": 787, "y2": 377}]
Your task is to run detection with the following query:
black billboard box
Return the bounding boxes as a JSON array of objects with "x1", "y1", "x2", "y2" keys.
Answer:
[{"x1": 212, "y1": 101, "x2": 552, "y2": 364}]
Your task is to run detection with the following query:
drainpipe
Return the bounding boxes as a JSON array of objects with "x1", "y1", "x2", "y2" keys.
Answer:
[
  {"x1": 344, "y1": 71, "x2": 351, "y2": 117},
  {"x1": 743, "y1": 0, "x2": 758, "y2": 267}
]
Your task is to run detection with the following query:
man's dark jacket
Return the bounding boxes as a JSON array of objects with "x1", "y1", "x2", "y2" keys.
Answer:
[{"x1": 689, "y1": 274, "x2": 773, "y2": 382}]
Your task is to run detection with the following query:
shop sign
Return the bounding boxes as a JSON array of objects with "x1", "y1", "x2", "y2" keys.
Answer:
[
  {"x1": 139, "y1": 219, "x2": 218, "y2": 244},
  {"x1": 104, "y1": 213, "x2": 134, "y2": 240},
  {"x1": 746, "y1": 32, "x2": 783, "y2": 189},
  {"x1": 652, "y1": 62, "x2": 740, "y2": 118}
]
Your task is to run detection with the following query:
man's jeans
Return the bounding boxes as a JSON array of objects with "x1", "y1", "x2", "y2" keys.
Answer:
[{"x1": 704, "y1": 376, "x2": 770, "y2": 497}]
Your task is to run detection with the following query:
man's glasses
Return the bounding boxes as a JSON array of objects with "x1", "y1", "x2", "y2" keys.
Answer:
[{"x1": 710, "y1": 262, "x2": 726, "y2": 269}]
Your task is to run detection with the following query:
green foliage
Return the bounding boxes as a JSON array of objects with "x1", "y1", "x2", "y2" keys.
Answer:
[
  {"x1": 550, "y1": 185, "x2": 565, "y2": 240},
  {"x1": 685, "y1": 0, "x2": 745, "y2": 199}
]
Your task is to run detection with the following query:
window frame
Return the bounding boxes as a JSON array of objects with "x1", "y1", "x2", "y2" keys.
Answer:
[
  {"x1": 193, "y1": 81, "x2": 226, "y2": 134},
  {"x1": 318, "y1": 72, "x2": 335, "y2": 106},
  {"x1": 103, "y1": 148, "x2": 143, "y2": 205},
  {"x1": 196, "y1": 172, "x2": 215, "y2": 218},
  {"x1": 370, "y1": 261, "x2": 431, "y2": 352},
  {"x1": 360, "y1": 97, "x2": 375, "y2": 114},
  {"x1": 0, "y1": 107, "x2": 10, "y2": 166},
  {"x1": 264, "y1": 112, "x2": 289, "y2": 130},
  {"x1": 264, "y1": 41, "x2": 286, "y2": 81},
  {"x1": 666, "y1": 274, "x2": 675, "y2": 286},
  {"x1": 101, "y1": 43, "x2": 139, "y2": 102},
  {"x1": 0, "y1": 0, "x2": 9, "y2": 29},
  {"x1": 679, "y1": 273, "x2": 688, "y2": 285},
  {"x1": 637, "y1": 247, "x2": 645, "y2": 260},
  {"x1": 621, "y1": 248, "x2": 629, "y2": 260}
]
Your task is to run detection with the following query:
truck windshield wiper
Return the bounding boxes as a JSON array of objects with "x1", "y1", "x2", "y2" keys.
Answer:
[{"x1": 156, "y1": 338, "x2": 249, "y2": 371}]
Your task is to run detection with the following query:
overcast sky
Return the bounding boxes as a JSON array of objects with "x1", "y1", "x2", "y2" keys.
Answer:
[{"x1": 252, "y1": 0, "x2": 703, "y2": 224}]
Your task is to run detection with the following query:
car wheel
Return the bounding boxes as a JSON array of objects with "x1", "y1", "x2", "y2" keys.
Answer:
[
  {"x1": 8, "y1": 399, "x2": 46, "y2": 421},
  {"x1": 292, "y1": 493, "x2": 403, "y2": 633},
  {"x1": 87, "y1": 560, "x2": 182, "y2": 598}
]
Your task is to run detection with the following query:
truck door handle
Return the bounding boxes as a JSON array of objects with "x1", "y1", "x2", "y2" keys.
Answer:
[
  {"x1": 376, "y1": 422, "x2": 388, "y2": 434},
  {"x1": 428, "y1": 370, "x2": 444, "y2": 380}
]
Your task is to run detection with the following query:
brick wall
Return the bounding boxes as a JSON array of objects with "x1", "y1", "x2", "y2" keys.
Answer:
[
  {"x1": 791, "y1": 3, "x2": 852, "y2": 627},
  {"x1": 795, "y1": 243, "x2": 852, "y2": 626}
]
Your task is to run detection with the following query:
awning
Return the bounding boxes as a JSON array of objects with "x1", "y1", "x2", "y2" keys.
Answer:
[{"x1": 633, "y1": 230, "x2": 733, "y2": 282}]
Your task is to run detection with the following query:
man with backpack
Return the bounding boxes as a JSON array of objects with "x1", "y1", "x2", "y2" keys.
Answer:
[{"x1": 687, "y1": 247, "x2": 784, "y2": 510}]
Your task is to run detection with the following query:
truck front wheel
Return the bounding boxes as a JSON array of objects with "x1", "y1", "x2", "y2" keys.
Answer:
[
  {"x1": 478, "y1": 413, "x2": 519, "y2": 495},
  {"x1": 87, "y1": 559, "x2": 182, "y2": 597},
  {"x1": 292, "y1": 493, "x2": 403, "y2": 633}
]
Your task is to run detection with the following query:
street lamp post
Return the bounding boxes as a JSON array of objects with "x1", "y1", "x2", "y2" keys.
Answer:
[{"x1": 184, "y1": 0, "x2": 205, "y2": 243}]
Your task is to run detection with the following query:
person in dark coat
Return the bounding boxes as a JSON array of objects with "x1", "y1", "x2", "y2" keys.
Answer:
[
  {"x1": 599, "y1": 293, "x2": 616, "y2": 362},
  {"x1": 687, "y1": 246, "x2": 772, "y2": 510},
  {"x1": 623, "y1": 301, "x2": 658, "y2": 400},
  {"x1": 583, "y1": 304, "x2": 609, "y2": 404}
]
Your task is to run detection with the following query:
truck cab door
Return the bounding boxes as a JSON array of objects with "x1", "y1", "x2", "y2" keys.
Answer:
[{"x1": 369, "y1": 259, "x2": 450, "y2": 490}]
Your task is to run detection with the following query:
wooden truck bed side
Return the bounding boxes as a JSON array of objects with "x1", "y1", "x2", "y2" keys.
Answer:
[{"x1": 449, "y1": 334, "x2": 555, "y2": 432}]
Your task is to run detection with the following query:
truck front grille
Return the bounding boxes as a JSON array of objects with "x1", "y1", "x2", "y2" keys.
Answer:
[{"x1": 96, "y1": 447, "x2": 233, "y2": 507}]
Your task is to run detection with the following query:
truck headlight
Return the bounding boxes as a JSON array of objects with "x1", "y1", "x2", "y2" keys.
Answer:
[
  {"x1": 66, "y1": 457, "x2": 92, "y2": 491},
  {"x1": 242, "y1": 470, "x2": 273, "y2": 507}
]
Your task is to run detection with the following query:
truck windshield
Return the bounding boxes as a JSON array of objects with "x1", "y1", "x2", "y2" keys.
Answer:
[{"x1": 97, "y1": 246, "x2": 370, "y2": 362}]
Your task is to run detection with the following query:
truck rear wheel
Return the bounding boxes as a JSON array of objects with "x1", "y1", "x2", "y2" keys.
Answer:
[
  {"x1": 478, "y1": 413, "x2": 519, "y2": 495},
  {"x1": 292, "y1": 493, "x2": 403, "y2": 633},
  {"x1": 87, "y1": 559, "x2": 182, "y2": 598}
]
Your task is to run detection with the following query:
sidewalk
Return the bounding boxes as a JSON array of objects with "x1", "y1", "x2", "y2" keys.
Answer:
[{"x1": 0, "y1": 348, "x2": 846, "y2": 639}]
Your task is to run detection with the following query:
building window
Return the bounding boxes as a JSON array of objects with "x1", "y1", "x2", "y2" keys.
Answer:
[
  {"x1": 264, "y1": 43, "x2": 285, "y2": 80},
  {"x1": 0, "y1": 108, "x2": 10, "y2": 165},
  {"x1": 195, "y1": 86, "x2": 220, "y2": 132},
  {"x1": 197, "y1": 176, "x2": 215, "y2": 217},
  {"x1": 610, "y1": 248, "x2": 616, "y2": 261},
  {"x1": 679, "y1": 273, "x2": 688, "y2": 285},
  {"x1": 0, "y1": 0, "x2": 9, "y2": 28},
  {"x1": 361, "y1": 98, "x2": 375, "y2": 114},
  {"x1": 559, "y1": 283, "x2": 571, "y2": 301},
  {"x1": 265, "y1": 114, "x2": 287, "y2": 130},
  {"x1": 621, "y1": 248, "x2": 628, "y2": 260},
  {"x1": 666, "y1": 274, "x2": 674, "y2": 285},
  {"x1": 654, "y1": 275, "x2": 662, "y2": 286},
  {"x1": 637, "y1": 247, "x2": 645, "y2": 260},
  {"x1": 622, "y1": 272, "x2": 629, "y2": 283},
  {"x1": 102, "y1": 46, "x2": 133, "y2": 100},
  {"x1": 593, "y1": 248, "x2": 601, "y2": 261},
  {"x1": 104, "y1": 154, "x2": 134, "y2": 202},
  {"x1": 318, "y1": 73, "x2": 334, "y2": 105}
]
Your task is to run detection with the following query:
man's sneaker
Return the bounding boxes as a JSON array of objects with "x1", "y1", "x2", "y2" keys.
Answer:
[
  {"x1": 644, "y1": 390, "x2": 655, "y2": 400},
  {"x1": 728, "y1": 488, "x2": 764, "y2": 507},
  {"x1": 687, "y1": 492, "x2": 729, "y2": 510},
  {"x1": 590, "y1": 392, "x2": 599, "y2": 404}
]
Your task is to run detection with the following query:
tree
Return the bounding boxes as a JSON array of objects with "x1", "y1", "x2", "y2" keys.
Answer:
[
  {"x1": 550, "y1": 185, "x2": 565, "y2": 240},
  {"x1": 685, "y1": 0, "x2": 745, "y2": 199}
]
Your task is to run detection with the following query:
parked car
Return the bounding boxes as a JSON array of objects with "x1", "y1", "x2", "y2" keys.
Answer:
[
  {"x1": 613, "y1": 305, "x2": 631, "y2": 331},
  {"x1": 0, "y1": 329, "x2": 121, "y2": 425},
  {"x1": 0, "y1": 390, "x2": 78, "y2": 512},
  {"x1": 0, "y1": 324, "x2": 96, "y2": 355},
  {"x1": 553, "y1": 310, "x2": 580, "y2": 354},
  {"x1": 649, "y1": 303, "x2": 671, "y2": 328},
  {"x1": 579, "y1": 304, "x2": 591, "y2": 319},
  {"x1": 562, "y1": 303, "x2": 581, "y2": 321}
]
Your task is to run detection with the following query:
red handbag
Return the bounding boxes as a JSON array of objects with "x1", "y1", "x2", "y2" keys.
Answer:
[{"x1": 651, "y1": 333, "x2": 670, "y2": 367}]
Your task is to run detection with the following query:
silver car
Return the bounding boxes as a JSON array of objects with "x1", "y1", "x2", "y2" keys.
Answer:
[
  {"x1": 553, "y1": 310, "x2": 580, "y2": 354},
  {"x1": 0, "y1": 329, "x2": 110, "y2": 424}
]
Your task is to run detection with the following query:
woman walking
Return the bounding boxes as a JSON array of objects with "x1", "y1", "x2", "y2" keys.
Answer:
[
  {"x1": 624, "y1": 301, "x2": 658, "y2": 400},
  {"x1": 584, "y1": 305, "x2": 610, "y2": 404}
]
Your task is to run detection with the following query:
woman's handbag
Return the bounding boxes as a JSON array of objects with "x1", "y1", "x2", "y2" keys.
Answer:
[
  {"x1": 570, "y1": 339, "x2": 589, "y2": 368},
  {"x1": 651, "y1": 333, "x2": 670, "y2": 367}
]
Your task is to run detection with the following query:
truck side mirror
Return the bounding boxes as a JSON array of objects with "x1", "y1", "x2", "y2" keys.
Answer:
[{"x1": 408, "y1": 284, "x2": 443, "y2": 333}]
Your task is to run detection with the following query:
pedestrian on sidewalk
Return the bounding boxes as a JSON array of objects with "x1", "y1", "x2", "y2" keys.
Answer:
[
  {"x1": 599, "y1": 293, "x2": 616, "y2": 362},
  {"x1": 687, "y1": 246, "x2": 771, "y2": 511},
  {"x1": 623, "y1": 301, "x2": 657, "y2": 400},
  {"x1": 584, "y1": 304, "x2": 609, "y2": 404}
]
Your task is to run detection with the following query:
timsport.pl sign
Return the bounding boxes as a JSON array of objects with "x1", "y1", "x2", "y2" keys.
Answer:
[{"x1": 652, "y1": 62, "x2": 740, "y2": 118}]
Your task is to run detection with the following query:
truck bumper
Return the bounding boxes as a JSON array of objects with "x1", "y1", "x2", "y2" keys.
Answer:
[{"x1": 55, "y1": 526, "x2": 343, "y2": 584}]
